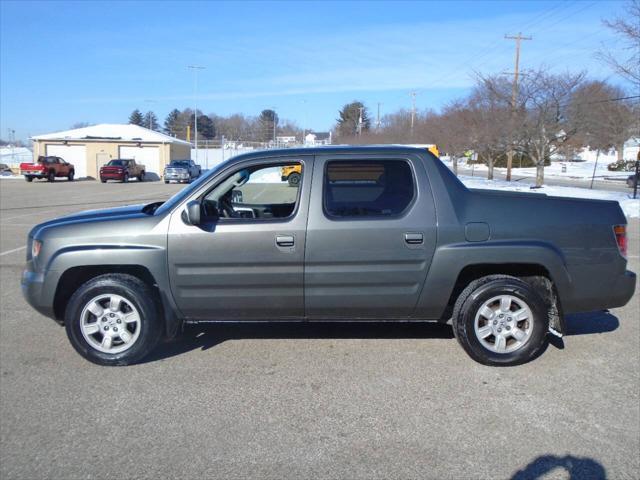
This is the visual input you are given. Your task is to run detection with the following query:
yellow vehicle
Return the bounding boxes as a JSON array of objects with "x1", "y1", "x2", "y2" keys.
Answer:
[
  {"x1": 281, "y1": 165, "x2": 302, "y2": 186},
  {"x1": 426, "y1": 144, "x2": 439, "y2": 157}
]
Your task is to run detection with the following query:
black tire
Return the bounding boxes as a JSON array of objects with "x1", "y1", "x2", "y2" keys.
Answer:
[
  {"x1": 64, "y1": 274, "x2": 163, "y2": 366},
  {"x1": 287, "y1": 172, "x2": 301, "y2": 187},
  {"x1": 101, "y1": 178, "x2": 107, "y2": 183},
  {"x1": 164, "y1": 180, "x2": 169, "y2": 184},
  {"x1": 452, "y1": 275, "x2": 549, "y2": 366},
  {"x1": 25, "y1": 176, "x2": 33, "y2": 182},
  {"x1": 47, "y1": 170, "x2": 55, "y2": 182},
  {"x1": 139, "y1": 171, "x2": 145, "y2": 182},
  {"x1": 123, "y1": 173, "x2": 129, "y2": 183},
  {"x1": 68, "y1": 170, "x2": 74, "y2": 181}
]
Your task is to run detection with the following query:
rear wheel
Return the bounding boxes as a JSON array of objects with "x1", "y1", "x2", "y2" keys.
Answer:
[
  {"x1": 100, "y1": 178, "x2": 107, "y2": 183},
  {"x1": 138, "y1": 171, "x2": 145, "y2": 182},
  {"x1": 25, "y1": 176, "x2": 33, "y2": 182},
  {"x1": 64, "y1": 274, "x2": 163, "y2": 366},
  {"x1": 68, "y1": 170, "x2": 74, "y2": 181},
  {"x1": 452, "y1": 275, "x2": 549, "y2": 366},
  {"x1": 47, "y1": 170, "x2": 55, "y2": 182}
]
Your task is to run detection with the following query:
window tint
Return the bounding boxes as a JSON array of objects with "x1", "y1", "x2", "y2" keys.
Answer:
[
  {"x1": 324, "y1": 160, "x2": 414, "y2": 218},
  {"x1": 202, "y1": 162, "x2": 302, "y2": 220}
]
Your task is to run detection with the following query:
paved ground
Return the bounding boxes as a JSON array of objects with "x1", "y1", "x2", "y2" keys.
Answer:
[{"x1": 0, "y1": 178, "x2": 638, "y2": 480}]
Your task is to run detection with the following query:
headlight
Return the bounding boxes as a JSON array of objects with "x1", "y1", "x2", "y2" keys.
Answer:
[{"x1": 32, "y1": 239, "x2": 42, "y2": 258}]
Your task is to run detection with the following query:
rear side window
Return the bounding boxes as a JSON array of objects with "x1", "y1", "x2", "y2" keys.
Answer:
[{"x1": 324, "y1": 160, "x2": 415, "y2": 218}]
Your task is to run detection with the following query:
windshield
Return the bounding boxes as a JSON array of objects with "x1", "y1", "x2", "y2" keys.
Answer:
[
  {"x1": 154, "y1": 159, "x2": 233, "y2": 216},
  {"x1": 169, "y1": 161, "x2": 190, "y2": 168},
  {"x1": 107, "y1": 160, "x2": 128, "y2": 166}
]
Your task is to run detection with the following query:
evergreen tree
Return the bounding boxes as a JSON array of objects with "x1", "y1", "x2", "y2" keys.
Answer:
[
  {"x1": 163, "y1": 109, "x2": 181, "y2": 136},
  {"x1": 259, "y1": 109, "x2": 279, "y2": 142},
  {"x1": 144, "y1": 111, "x2": 159, "y2": 131},
  {"x1": 194, "y1": 114, "x2": 216, "y2": 140},
  {"x1": 337, "y1": 101, "x2": 370, "y2": 137},
  {"x1": 128, "y1": 109, "x2": 144, "y2": 126}
]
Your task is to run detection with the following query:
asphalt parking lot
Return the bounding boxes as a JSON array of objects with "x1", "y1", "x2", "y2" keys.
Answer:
[{"x1": 0, "y1": 178, "x2": 638, "y2": 479}]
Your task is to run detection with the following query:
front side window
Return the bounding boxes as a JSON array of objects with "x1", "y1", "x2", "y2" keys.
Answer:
[
  {"x1": 324, "y1": 160, "x2": 414, "y2": 218},
  {"x1": 202, "y1": 162, "x2": 303, "y2": 220}
]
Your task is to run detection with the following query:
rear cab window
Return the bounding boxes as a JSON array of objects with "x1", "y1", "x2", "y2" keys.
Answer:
[{"x1": 323, "y1": 160, "x2": 415, "y2": 219}]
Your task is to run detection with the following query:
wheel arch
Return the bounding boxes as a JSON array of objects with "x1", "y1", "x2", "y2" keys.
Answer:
[{"x1": 53, "y1": 264, "x2": 179, "y2": 338}]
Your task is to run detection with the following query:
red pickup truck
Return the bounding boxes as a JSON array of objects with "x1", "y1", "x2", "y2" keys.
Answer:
[
  {"x1": 99, "y1": 159, "x2": 145, "y2": 183},
  {"x1": 20, "y1": 156, "x2": 75, "y2": 182}
]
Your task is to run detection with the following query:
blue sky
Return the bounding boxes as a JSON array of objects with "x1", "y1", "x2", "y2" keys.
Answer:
[{"x1": 0, "y1": 0, "x2": 632, "y2": 141}]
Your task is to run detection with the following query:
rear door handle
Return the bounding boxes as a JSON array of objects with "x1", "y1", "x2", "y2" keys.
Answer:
[
  {"x1": 404, "y1": 232, "x2": 423, "y2": 244},
  {"x1": 276, "y1": 235, "x2": 295, "y2": 247}
]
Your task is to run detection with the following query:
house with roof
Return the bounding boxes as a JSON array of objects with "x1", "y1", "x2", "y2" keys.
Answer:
[
  {"x1": 31, "y1": 124, "x2": 191, "y2": 179},
  {"x1": 304, "y1": 131, "x2": 332, "y2": 146}
]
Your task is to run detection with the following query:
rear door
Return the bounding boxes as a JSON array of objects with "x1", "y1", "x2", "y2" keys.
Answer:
[{"x1": 304, "y1": 154, "x2": 437, "y2": 319}]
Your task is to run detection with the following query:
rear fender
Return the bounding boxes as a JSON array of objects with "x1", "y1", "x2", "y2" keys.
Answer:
[{"x1": 416, "y1": 240, "x2": 572, "y2": 321}]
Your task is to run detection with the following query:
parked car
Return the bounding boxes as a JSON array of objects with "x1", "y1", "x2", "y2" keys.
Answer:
[
  {"x1": 22, "y1": 146, "x2": 636, "y2": 366},
  {"x1": 20, "y1": 156, "x2": 74, "y2": 182},
  {"x1": 0, "y1": 163, "x2": 12, "y2": 175},
  {"x1": 100, "y1": 159, "x2": 145, "y2": 183},
  {"x1": 627, "y1": 173, "x2": 638, "y2": 188},
  {"x1": 164, "y1": 159, "x2": 201, "y2": 184}
]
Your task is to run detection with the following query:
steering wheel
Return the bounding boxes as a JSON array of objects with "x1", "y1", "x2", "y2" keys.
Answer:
[{"x1": 218, "y1": 192, "x2": 238, "y2": 218}]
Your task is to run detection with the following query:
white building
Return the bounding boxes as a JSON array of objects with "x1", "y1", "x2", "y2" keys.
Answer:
[{"x1": 304, "y1": 131, "x2": 332, "y2": 146}]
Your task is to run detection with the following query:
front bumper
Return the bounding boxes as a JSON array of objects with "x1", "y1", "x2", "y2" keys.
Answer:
[
  {"x1": 21, "y1": 270, "x2": 57, "y2": 321},
  {"x1": 100, "y1": 172, "x2": 125, "y2": 180},
  {"x1": 164, "y1": 172, "x2": 190, "y2": 182}
]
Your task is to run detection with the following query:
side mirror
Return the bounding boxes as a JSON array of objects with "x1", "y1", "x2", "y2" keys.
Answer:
[{"x1": 183, "y1": 200, "x2": 202, "y2": 226}]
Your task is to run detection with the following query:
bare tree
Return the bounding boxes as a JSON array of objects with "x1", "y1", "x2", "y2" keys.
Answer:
[
  {"x1": 568, "y1": 81, "x2": 636, "y2": 161},
  {"x1": 435, "y1": 101, "x2": 473, "y2": 175},
  {"x1": 467, "y1": 76, "x2": 512, "y2": 179},
  {"x1": 598, "y1": 0, "x2": 640, "y2": 86},
  {"x1": 517, "y1": 70, "x2": 585, "y2": 186}
]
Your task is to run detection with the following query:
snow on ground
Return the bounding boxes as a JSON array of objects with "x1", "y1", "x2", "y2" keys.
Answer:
[
  {"x1": 441, "y1": 156, "x2": 632, "y2": 181},
  {"x1": 459, "y1": 175, "x2": 639, "y2": 218}
]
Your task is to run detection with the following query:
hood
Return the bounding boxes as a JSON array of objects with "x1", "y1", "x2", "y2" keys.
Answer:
[{"x1": 30, "y1": 204, "x2": 148, "y2": 238}]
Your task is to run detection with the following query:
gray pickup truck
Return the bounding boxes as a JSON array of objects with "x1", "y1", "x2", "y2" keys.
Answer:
[{"x1": 22, "y1": 146, "x2": 636, "y2": 366}]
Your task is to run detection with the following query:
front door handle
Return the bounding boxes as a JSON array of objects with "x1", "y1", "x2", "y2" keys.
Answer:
[
  {"x1": 276, "y1": 235, "x2": 295, "y2": 247},
  {"x1": 404, "y1": 232, "x2": 423, "y2": 244}
]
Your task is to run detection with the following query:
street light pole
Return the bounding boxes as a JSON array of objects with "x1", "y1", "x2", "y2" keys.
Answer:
[{"x1": 188, "y1": 65, "x2": 205, "y2": 161}]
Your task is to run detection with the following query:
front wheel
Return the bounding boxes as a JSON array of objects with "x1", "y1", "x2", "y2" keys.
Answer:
[
  {"x1": 123, "y1": 173, "x2": 129, "y2": 183},
  {"x1": 25, "y1": 176, "x2": 33, "y2": 182},
  {"x1": 64, "y1": 274, "x2": 163, "y2": 366},
  {"x1": 452, "y1": 275, "x2": 549, "y2": 366},
  {"x1": 68, "y1": 170, "x2": 74, "y2": 181},
  {"x1": 47, "y1": 170, "x2": 55, "y2": 182},
  {"x1": 138, "y1": 171, "x2": 145, "y2": 182}
]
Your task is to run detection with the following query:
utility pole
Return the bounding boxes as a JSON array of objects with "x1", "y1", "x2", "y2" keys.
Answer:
[
  {"x1": 504, "y1": 33, "x2": 531, "y2": 181},
  {"x1": 376, "y1": 102, "x2": 382, "y2": 131},
  {"x1": 357, "y1": 107, "x2": 364, "y2": 136},
  {"x1": 187, "y1": 65, "x2": 205, "y2": 162},
  {"x1": 272, "y1": 108, "x2": 277, "y2": 146},
  {"x1": 410, "y1": 92, "x2": 417, "y2": 138}
]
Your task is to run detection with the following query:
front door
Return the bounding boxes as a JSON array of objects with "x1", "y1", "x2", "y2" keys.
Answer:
[
  {"x1": 167, "y1": 157, "x2": 312, "y2": 320},
  {"x1": 304, "y1": 154, "x2": 437, "y2": 319}
]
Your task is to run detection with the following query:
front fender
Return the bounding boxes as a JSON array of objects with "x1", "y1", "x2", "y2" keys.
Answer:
[{"x1": 43, "y1": 245, "x2": 182, "y2": 337}]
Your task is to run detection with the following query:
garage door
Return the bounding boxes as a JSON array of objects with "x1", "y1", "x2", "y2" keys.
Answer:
[
  {"x1": 45, "y1": 145, "x2": 87, "y2": 178},
  {"x1": 119, "y1": 146, "x2": 160, "y2": 177}
]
